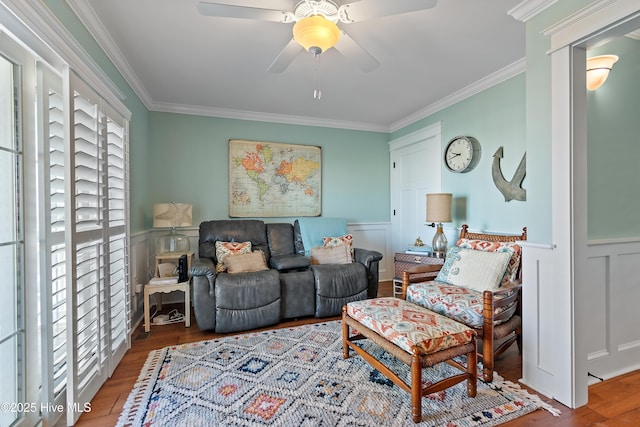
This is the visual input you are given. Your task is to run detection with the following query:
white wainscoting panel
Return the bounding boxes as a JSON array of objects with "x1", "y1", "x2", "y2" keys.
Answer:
[
  {"x1": 520, "y1": 241, "x2": 558, "y2": 399},
  {"x1": 520, "y1": 239, "x2": 640, "y2": 402},
  {"x1": 348, "y1": 222, "x2": 393, "y2": 282},
  {"x1": 584, "y1": 240, "x2": 640, "y2": 382},
  {"x1": 130, "y1": 231, "x2": 151, "y2": 329}
]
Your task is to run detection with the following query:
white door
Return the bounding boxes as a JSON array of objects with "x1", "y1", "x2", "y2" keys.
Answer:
[{"x1": 390, "y1": 123, "x2": 442, "y2": 255}]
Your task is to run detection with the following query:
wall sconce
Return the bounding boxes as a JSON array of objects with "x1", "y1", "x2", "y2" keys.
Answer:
[
  {"x1": 426, "y1": 193, "x2": 452, "y2": 258},
  {"x1": 153, "y1": 203, "x2": 192, "y2": 254},
  {"x1": 586, "y1": 55, "x2": 619, "y2": 91}
]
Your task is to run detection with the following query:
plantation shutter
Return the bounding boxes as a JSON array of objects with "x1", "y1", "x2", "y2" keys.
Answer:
[
  {"x1": 37, "y1": 63, "x2": 68, "y2": 423},
  {"x1": 104, "y1": 102, "x2": 130, "y2": 372},
  {"x1": 66, "y1": 72, "x2": 130, "y2": 425}
]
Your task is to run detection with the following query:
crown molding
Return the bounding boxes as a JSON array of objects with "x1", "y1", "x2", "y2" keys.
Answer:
[
  {"x1": 389, "y1": 58, "x2": 527, "y2": 133},
  {"x1": 508, "y1": 0, "x2": 558, "y2": 22},
  {"x1": 2, "y1": 0, "x2": 126, "y2": 109},
  {"x1": 65, "y1": 0, "x2": 152, "y2": 108},
  {"x1": 626, "y1": 29, "x2": 640, "y2": 40},
  {"x1": 149, "y1": 101, "x2": 391, "y2": 133},
  {"x1": 63, "y1": 0, "x2": 527, "y2": 134},
  {"x1": 542, "y1": 0, "x2": 640, "y2": 53}
]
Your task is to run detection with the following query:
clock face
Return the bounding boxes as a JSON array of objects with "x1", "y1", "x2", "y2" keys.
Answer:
[{"x1": 444, "y1": 136, "x2": 480, "y2": 173}]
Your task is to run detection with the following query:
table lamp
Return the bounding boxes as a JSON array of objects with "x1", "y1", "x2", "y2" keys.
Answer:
[
  {"x1": 153, "y1": 203, "x2": 192, "y2": 254},
  {"x1": 426, "y1": 193, "x2": 452, "y2": 258}
]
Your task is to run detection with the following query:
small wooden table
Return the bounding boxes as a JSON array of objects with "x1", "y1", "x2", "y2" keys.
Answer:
[{"x1": 144, "y1": 280, "x2": 191, "y2": 332}]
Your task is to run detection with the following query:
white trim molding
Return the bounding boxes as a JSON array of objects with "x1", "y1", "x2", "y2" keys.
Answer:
[
  {"x1": 543, "y1": 0, "x2": 640, "y2": 410},
  {"x1": 389, "y1": 59, "x2": 526, "y2": 133},
  {"x1": 508, "y1": 0, "x2": 559, "y2": 22},
  {"x1": 65, "y1": 0, "x2": 150, "y2": 106},
  {"x1": 65, "y1": 0, "x2": 526, "y2": 134},
  {"x1": 543, "y1": 0, "x2": 640, "y2": 53},
  {"x1": 1, "y1": 0, "x2": 127, "y2": 107}
]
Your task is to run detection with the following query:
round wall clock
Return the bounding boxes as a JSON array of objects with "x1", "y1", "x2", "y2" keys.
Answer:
[{"x1": 444, "y1": 136, "x2": 481, "y2": 173}]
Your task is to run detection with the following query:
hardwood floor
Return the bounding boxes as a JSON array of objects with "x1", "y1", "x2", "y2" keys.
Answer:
[{"x1": 75, "y1": 281, "x2": 640, "y2": 426}]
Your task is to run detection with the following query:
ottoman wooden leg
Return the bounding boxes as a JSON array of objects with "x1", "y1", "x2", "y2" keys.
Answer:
[
  {"x1": 411, "y1": 350, "x2": 422, "y2": 423},
  {"x1": 342, "y1": 307, "x2": 350, "y2": 359}
]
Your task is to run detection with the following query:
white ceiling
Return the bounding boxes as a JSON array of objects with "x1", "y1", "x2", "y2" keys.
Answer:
[{"x1": 67, "y1": 0, "x2": 525, "y2": 132}]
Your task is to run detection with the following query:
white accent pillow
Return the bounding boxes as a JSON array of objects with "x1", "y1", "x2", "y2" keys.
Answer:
[{"x1": 435, "y1": 247, "x2": 511, "y2": 292}]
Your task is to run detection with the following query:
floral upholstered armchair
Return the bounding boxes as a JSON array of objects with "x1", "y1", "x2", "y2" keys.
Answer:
[{"x1": 401, "y1": 224, "x2": 527, "y2": 382}]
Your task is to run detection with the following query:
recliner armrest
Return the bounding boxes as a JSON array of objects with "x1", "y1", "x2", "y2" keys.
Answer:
[
  {"x1": 353, "y1": 247, "x2": 383, "y2": 268},
  {"x1": 189, "y1": 258, "x2": 216, "y2": 276},
  {"x1": 189, "y1": 258, "x2": 217, "y2": 297}
]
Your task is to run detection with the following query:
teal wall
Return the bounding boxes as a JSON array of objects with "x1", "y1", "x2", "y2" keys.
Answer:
[
  {"x1": 524, "y1": 0, "x2": 638, "y2": 243},
  {"x1": 147, "y1": 113, "x2": 390, "y2": 227},
  {"x1": 588, "y1": 37, "x2": 640, "y2": 240},
  {"x1": 44, "y1": 0, "x2": 151, "y2": 233},
  {"x1": 392, "y1": 75, "x2": 528, "y2": 234},
  {"x1": 49, "y1": 0, "x2": 640, "y2": 243}
]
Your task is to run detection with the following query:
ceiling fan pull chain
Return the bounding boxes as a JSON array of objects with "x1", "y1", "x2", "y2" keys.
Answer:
[{"x1": 313, "y1": 52, "x2": 322, "y2": 100}]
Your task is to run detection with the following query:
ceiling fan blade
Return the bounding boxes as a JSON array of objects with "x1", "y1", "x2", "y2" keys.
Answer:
[
  {"x1": 334, "y1": 31, "x2": 379, "y2": 72},
  {"x1": 267, "y1": 38, "x2": 304, "y2": 73},
  {"x1": 340, "y1": 0, "x2": 438, "y2": 22},
  {"x1": 197, "y1": 1, "x2": 289, "y2": 22}
]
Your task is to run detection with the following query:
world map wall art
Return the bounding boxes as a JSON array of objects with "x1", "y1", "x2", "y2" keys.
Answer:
[{"x1": 229, "y1": 139, "x2": 321, "y2": 217}]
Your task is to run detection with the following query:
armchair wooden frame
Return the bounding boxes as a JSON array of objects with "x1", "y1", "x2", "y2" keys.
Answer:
[{"x1": 400, "y1": 224, "x2": 527, "y2": 382}]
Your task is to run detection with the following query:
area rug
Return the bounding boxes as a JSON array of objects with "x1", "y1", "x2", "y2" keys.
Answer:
[{"x1": 117, "y1": 321, "x2": 558, "y2": 426}]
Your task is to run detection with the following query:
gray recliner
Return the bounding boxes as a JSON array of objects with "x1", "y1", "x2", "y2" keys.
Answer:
[
  {"x1": 190, "y1": 220, "x2": 281, "y2": 333},
  {"x1": 189, "y1": 219, "x2": 383, "y2": 333}
]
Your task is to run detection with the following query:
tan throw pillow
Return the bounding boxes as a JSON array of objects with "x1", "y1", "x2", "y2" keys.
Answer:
[
  {"x1": 215, "y1": 241, "x2": 252, "y2": 272},
  {"x1": 322, "y1": 233, "x2": 354, "y2": 260},
  {"x1": 310, "y1": 245, "x2": 352, "y2": 265},
  {"x1": 224, "y1": 251, "x2": 269, "y2": 274}
]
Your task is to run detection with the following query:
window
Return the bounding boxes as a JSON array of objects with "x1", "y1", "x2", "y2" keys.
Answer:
[
  {"x1": 0, "y1": 50, "x2": 25, "y2": 427},
  {"x1": 0, "y1": 3, "x2": 132, "y2": 426},
  {"x1": 0, "y1": 37, "x2": 131, "y2": 427}
]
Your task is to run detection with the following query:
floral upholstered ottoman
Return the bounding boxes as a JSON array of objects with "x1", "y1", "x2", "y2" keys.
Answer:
[{"x1": 342, "y1": 297, "x2": 477, "y2": 423}]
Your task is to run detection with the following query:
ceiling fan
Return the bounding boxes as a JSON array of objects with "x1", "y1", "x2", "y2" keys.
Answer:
[{"x1": 197, "y1": 0, "x2": 438, "y2": 73}]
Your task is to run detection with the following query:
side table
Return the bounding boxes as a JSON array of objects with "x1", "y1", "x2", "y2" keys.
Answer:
[
  {"x1": 393, "y1": 252, "x2": 444, "y2": 297},
  {"x1": 144, "y1": 280, "x2": 191, "y2": 332},
  {"x1": 154, "y1": 251, "x2": 194, "y2": 277}
]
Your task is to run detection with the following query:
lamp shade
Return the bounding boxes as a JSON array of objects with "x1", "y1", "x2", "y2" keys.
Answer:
[
  {"x1": 293, "y1": 15, "x2": 340, "y2": 54},
  {"x1": 586, "y1": 55, "x2": 618, "y2": 91},
  {"x1": 426, "y1": 193, "x2": 452, "y2": 223},
  {"x1": 153, "y1": 203, "x2": 192, "y2": 228}
]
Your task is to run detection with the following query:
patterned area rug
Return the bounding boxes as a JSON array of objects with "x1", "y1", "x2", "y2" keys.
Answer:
[{"x1": 117, "y1": 321, "x2": 558, "y2": 426}]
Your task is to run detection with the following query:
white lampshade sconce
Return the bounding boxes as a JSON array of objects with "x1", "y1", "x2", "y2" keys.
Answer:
[
  {"x1": 153, "y1": 203, "x2": 193, "y2": 254},
  {"x1": 426, "y1": 193, "x2": 453, "y2": 258},
  {"x1": 586, "y1": 55, "x2": 619, "y2": 91}
]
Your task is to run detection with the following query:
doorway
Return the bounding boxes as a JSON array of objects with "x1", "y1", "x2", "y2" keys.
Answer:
[
  {"x1": 389, "y1": 123, "x2": 442, "y2": 254},
  {"x1": 548, "y1": 4, "x2": 640, "y2": 409}
]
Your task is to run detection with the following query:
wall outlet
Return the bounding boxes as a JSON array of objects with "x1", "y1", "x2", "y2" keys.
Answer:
[{"x1": 135, "y1": 283, "x2": 143, "y2": 294}]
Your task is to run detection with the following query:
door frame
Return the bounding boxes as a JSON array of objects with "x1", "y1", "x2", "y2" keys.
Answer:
[
  {"x1": 546, "y1": 0, "x2": 640, "y2": 408},
  {"x1": 389, "y1": 122, "x2": 442, "y2": 253}
]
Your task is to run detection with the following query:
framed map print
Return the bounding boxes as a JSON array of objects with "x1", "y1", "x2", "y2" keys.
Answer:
[{"x1": 229, "y1": 139, "x2": 321, "y2": 217}]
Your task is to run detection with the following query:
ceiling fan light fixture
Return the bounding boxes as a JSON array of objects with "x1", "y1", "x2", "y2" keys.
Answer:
[{"x1": 293, "y1": 15, "x2": 340, "y2": 54}]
